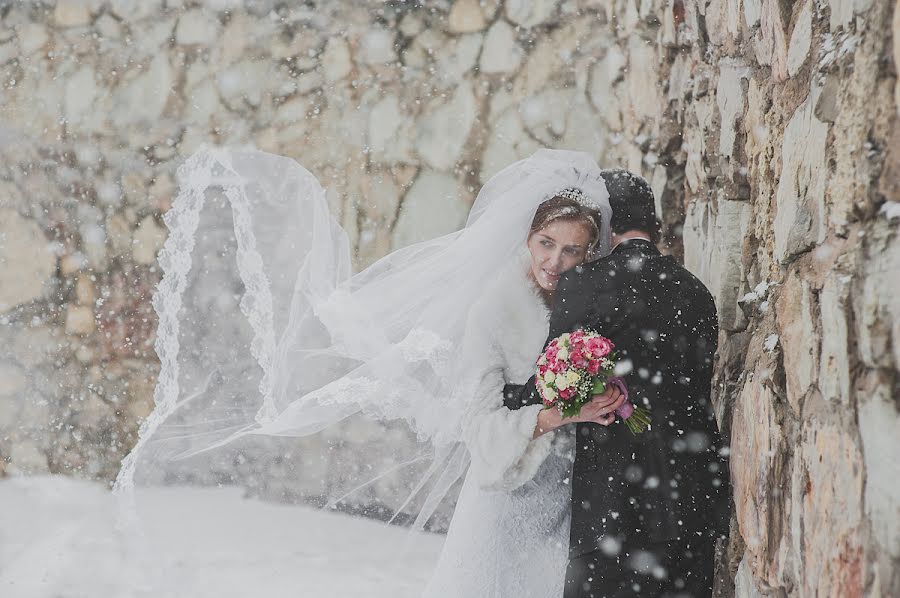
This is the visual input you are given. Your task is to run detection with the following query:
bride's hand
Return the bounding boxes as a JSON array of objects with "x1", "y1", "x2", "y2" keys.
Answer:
[
  {"x1": 532, "y1": 384, "x2": 628, "y2": 439},
  {"x1": 577, "y1": 385, "x2": 627, "y2": 426}
]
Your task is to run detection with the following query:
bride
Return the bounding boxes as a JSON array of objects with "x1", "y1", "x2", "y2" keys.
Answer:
[
  {"x1": 115, "y1": 147, "x2": 623, "y2": 596},
  {"x1": 423, "y1": 186, "x2": 625, "y2": 597}
]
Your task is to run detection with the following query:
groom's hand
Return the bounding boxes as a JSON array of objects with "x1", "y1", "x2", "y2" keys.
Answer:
[{"x1": 577, "y1": 385, "x2": 627, "y2": 426}]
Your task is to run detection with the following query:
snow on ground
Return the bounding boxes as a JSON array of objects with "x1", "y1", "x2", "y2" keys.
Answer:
[{"x1": 0, "y1": 476, "x2": 443, "y2": 598}]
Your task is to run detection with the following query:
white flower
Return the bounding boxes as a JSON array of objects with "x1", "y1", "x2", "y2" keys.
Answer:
[
  {"x1": 557, "y1": 348, "x2": 569, "y2": 361},
  {"x1": 564, "y1": 370, "x2": 580, "y2": 386},
  {"x1": 544, "y1": 371, "x2": 556, "y2": 383}
]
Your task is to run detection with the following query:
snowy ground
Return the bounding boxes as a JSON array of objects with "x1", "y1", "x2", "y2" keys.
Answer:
[{"x1": 0, "y1": 477, "x2": 443, "y2": 598}]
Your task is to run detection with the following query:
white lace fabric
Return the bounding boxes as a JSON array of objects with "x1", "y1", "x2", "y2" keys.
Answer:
[{"x1": 113, "y1": 148, "x2": 610, "y2": 590}]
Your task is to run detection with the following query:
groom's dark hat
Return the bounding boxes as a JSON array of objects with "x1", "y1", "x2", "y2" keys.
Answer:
[{"x1": 599, "y1": 168, "x2": 662, "y2": 241}]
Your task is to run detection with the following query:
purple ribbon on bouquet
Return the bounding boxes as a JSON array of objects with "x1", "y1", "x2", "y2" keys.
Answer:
[{"x1": 608, "y1": 376, "x2": 634, "y2": 419}]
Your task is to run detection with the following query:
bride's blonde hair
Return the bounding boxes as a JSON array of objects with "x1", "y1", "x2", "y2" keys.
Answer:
[{"x1": 530, "y1": 196, "x2": 603, "y2": 256}]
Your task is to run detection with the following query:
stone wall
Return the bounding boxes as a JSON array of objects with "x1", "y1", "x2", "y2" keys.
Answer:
[
  {"x1": 0, "y1": 0, "x2": 897, "y2": 595},
  {"x1": 653, "y1": 1, "x2": 899, "y2": 596}
]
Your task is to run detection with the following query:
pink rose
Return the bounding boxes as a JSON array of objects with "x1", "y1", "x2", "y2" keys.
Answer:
[
  {"x1": 571, "y1": 350, "x2": 589, "y2": 369},
  {"x1": 587, "y1": 359, "x2": 602, "y2": 375},
  {"x1": 588, "y1": 337, "x2": 614, "y2": 357}
]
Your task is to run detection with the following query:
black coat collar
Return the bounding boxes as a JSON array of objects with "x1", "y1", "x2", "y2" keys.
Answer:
[{"x1": 611, "y1": 238, "x2": 660, "y2": 256}]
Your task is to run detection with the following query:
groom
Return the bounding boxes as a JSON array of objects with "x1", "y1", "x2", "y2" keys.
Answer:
[{"x1": 504, "y1": 170, "x2": 731, "y2": 597}]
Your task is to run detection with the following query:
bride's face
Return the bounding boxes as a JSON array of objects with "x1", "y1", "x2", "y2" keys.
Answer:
[{"x1": 527, "y1": 219, "x2": 593, "y2": 291}]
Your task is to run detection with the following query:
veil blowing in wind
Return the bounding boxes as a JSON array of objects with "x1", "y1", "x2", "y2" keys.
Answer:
[{"x1": 114, "y1": 147, "x2": 612, "y2": 541}]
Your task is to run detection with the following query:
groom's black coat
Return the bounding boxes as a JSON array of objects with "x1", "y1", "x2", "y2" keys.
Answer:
[{"x1": 504, "y1": 239, "x2": 730, "y2": 566}]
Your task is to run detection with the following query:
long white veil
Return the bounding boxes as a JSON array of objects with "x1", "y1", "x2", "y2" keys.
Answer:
[{"x1": 113, "y1": 147, "x2": 612, "y2": 554}]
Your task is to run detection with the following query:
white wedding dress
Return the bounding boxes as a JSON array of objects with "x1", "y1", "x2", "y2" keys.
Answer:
[
  {"x1": 423, "y1": 261, "x2": 575, "y2": 598},
  {"x1": 114, "y1": 148, "x2": 613, "y2": 597}
]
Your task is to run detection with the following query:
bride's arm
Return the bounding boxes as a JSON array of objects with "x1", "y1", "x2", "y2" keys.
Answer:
[
  {"x1": 533, "y1": 407, "x2": 565, "y2": 438},
  {"x1": 457, "y1": 305, "x2": 556, "y2": 490},
  {"x1": 464, "y1": 395, "x2": 555, "y2": 490}
]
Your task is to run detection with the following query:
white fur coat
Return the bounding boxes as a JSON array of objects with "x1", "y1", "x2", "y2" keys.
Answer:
[
  {"x1": 424, "y1": 260, "x2": 573, "y2": 598},
  {"x1": 457, "y1": 260, "x2": 558, "y2": 489}
]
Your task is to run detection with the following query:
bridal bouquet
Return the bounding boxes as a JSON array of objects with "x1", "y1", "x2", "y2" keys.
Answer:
[{"x1": 535, "y1": 330, "x2": 651, "y2": 434}]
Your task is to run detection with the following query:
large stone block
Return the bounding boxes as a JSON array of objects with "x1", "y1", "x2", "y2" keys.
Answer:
[
  {"x1": 415, "y1": 81, "x2": 477, "y2": 171},
  {"x1": 368, "y1": 95, "x2": 414, "y2": 163},
  {"x1": 794, "y1": 418, "x2": 865, "y2": 596},
  {"x1": 754, "y1": 0, "x2": 789, "y2": 81},
  {"x1": 684, "y1": 199, "x2": 751, "y2": 331},
  {"x1": 775, "y1": 271, "x2": 818, "y2": 414},
  {"x1": 557, "y1": 95, "x2": 608, "y2": 156},
  {"x1": 589, "y1": 45, "x2": 627, "y2": 131},
  {"x1": 0, "y1": 361, "x2": 27, "y2": 399},
  {"x1": 0, "y1": 210, "x2": 55, "y2": 314},
  {"x1": 54, "y1": 1, "x2": 92, "y2": 28},
  {"x1": 132, "y1": 215, "x2": 167, "y2": 265},
  {"x1": 734, "y1": 555, "x2": 766, "y2": 597},
  {"x1": 773, "y1": 92, "x2": 828, "y2": 263},
  {"x1": 322, "y1": 38, "x2": 353, "y2": 82},
  {"x1": 216, "y1": 59, "x2": 274, "y2": 110},
  {"x1": 505, "y1": 0, "x2": 559, "y2": 28},
  {"x1": 786, "y1": 1, "x2": 812, "y2": 77},
  {"x1": 857, "y1": 375, "x2": 900, "y2": 564},
  {"x1": 684, "y1": 92, "x2": 717, "y2": 194},
  {"x1": 744, "y1": 0, "x2": 762, "y2": 29},
  {"x1": 479, "y1": 109, "x2": 540, "y2": 184},
  {"x1": 447, "y1": 0, "x2": 488, "y2": 33},
  {"x1": 717, "y1": 60, "x2": 751, "y2": 161},
  {"x1": 854, "y1": 230, "x2": 900, "y2": 369},
  {"x1": 818, "y1": 273, "x2": 851, "y2": 404},
  {"x1": 111, "y1": 53, "x2": 174, "y2": 128},
  {"x1": 436, "y1": 33, "x2": 483, "y2": 81},
  {"x1": 16, "y1": 23, "x2": 49, "y2": 55},
  {"x1": 519, "y1": 88, "x2": 573, "y2": 145},
  {"x1": 360, "y1": 29, "x2": 397, "y2": 66},
  {"x1": 391, "y1": 171, "x2": 469, "y2": 250},
  {"x1": 624, "y1": 35, "x2": 661, "y2": 124},
  {"x1": 480, "y1": 21, "x2": 523, "y2": 74},
  {"x1": 108, "y1": 0, "x2": 164, "y2": 21},
  {"x1": 705, "y1": 0, "x2": 741, "y2": 46},
  {"x1": 175, "y1": 9, "x2": 220, "y2": 46},
  {"x1": 63, "y1": 66, "x2": 98, "y2": 125},
  {"x1": 731, "y1": 345, "x2": 791, "y2": 585},
  {"x1": 828, "y1": 0, "x2": 876, "y2": 31}
]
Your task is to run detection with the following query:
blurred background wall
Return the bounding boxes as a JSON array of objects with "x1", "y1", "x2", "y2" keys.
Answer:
[{"x1": 0, "y1": 0, "x2": 897, "y2": 595}]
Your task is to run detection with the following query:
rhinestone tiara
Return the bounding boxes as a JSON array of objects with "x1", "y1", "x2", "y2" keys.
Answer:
[{"x1": 555, "y1": 187, "x2": 601, "y2": 211}]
